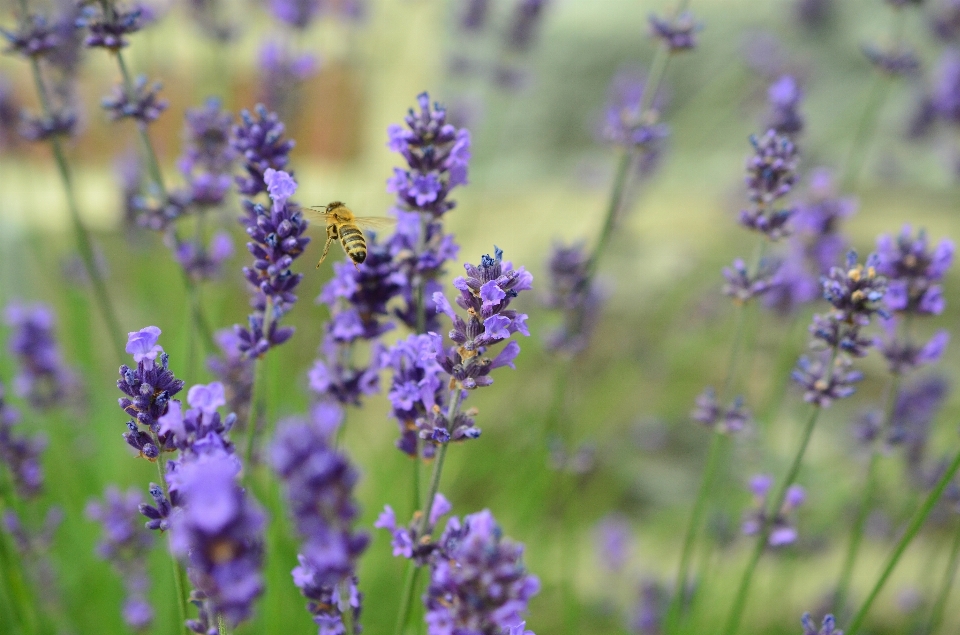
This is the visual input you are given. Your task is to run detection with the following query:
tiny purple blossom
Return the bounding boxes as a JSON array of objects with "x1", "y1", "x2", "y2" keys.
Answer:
[{"x1": 126, "y1": 326, "x2": 163, "y2": 369}]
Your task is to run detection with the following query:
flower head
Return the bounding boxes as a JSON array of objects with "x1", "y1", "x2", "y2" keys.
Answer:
[
  {"x1": 0, "y1": 381, "x2": 45, "y2": 498},
  {"x1": 766, "y1": 75, "x2": 804, "y2": 136},
  {"x1": 541, "y1": 242, "x2": 602, "y2": 355},
  {"x1": 505, "y1": 0, "x2": 549, "y2": 52},
  {"x1": 101, "y1": 76, "x2": 167, "y2": 124},
  {"x1": 745, "y1": 130, "x2": 799, "y2": 207},
  {"x1": 742, "y1": 475, "x2": 805, "y2": 546},
  {"x1": 77, "y1": 3, "x2": 144, "y2": 50},
  {"x1": 801, "y1": 613, "x2": 843, "y2": 635},
  {"x1": 231, "y1": 104, "x2": 296, "y2": 197},
  {"x1": 5, "y1": 302, "x2": 76, "y2": 409},
  {"x1": 648, "y1": 11, "x2": 699, "y2": 52},
  {"x1": 875, "y1": 227, "x2": 953, "y2": 316}
]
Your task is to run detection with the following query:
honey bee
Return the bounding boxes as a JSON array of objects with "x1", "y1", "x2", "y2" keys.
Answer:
[{"x1": 306, "y1": 202, "x2": 395, "y2": 268}]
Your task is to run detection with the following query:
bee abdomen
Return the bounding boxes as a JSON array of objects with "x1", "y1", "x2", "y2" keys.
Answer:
[{"x1": 339, "y1": 224, "x2": 367, "y2": 264}]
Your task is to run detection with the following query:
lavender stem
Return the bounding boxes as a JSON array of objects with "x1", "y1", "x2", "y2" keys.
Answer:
[
  {"x1": 392, "y1": 386, "x2": 464, "y2": 635},
  {"x1": 847, "y1": 444, "x2": 960, "y2": 635},
  {"x1": 242, "y1": 296, "x2": 274, "y2": 478},
  {"x1": 833, "y1": 373, "x2": 902, "y2": 613},
  {"x1": 721, "y1": 403, "x2": 824, "y2": 635},
  {"x1": 152, "y1": 433, "x2": 190, "y2": 635},
  {"x1": 926, "y1": 516, "x2": 960, "y2": 635},
  {"x1": 25, "y1": 55, "x2": 126, "y2": 363},
  {"x1": 109, "y1": 44, "x2": 216, "y2": 354}
]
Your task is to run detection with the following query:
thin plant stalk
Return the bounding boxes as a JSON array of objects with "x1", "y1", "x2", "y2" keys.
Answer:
[
  {"x1": 0, "y1": 480, "x2": 39, "y2": 635},
  {"x1": 242, "y1": 297, "x2": 274, "y2": 478},
  {"x1": 833, "y1": 373, "x2": 902, "y2": 613},
  {"x1": 391, "y1": 387, "x2": 463, "y2": 635},
  {"x1": 106, "y1": 39, "x2": 216, "y2": 354},
  {"x1": 927, "y1": 517, "x2": 960, "y2": 634},
  {"x1": 720, "y1": 404, "x2": 823, "y2": 635},
  {"x1": 846, "y1": 445, "x2": 960, "y2": 635},
  {"x1": 24, "y1": 54, "x2": 126, "y2": 363},
  {"x1": 152, "y1": 433, "x2": 190, "y2": 635}
]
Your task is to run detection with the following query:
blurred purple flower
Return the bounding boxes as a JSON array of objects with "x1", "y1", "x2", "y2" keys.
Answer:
[
  {"x1": 175, "y1": 231, "x2": 234, "y2": 281},
  {"x1": 86, "y1": 486, "x2": 155, "y2": 631},
  {"x1": 271, "y1": 406, "x2": 369, "y2": 631},
  {"x1": 631, "y1": 580, "x2": 666, "y2": 635},
  {"x1": 722, "y1": 257, "x2": 780, "y2": 303},
  {"x1": 169, "y1": 451, "x2": 264, "y2": 628},
  {"x1": 648, "y1": 12, "x2": 700, "y2": 52},
  {"x1": 594, "y1": 514, "x2": 632, "y2": 572},
  {"x1": 77, "y1": 3, "x2": 144, "y2": 50},
  {"x1": 602, "y1": 68, "x2": 670, "y2": 164},
  {"x1": 862, "y1": 45, "x2": 920, "y2": 76},
  {"x1": 207, "y1": 329, "x2": 254, "y2": 427},
  {"x1": 875, "y1": 226, "x2": 953, "y2": 316},
  {"x1": 691, "y1": 387, "x2": 751, "y2": 434},
  {"x1": 742, "y1": 475, "x2": 805, "y2": 546},
  {"x1": 505, "y1": 0, "x2": 549, "y2": 52},
  {"x1": 5, "y1": 302, "x2": 77, "y2": 409},
  {"x1": 541, "y1": 241, "x2": 602, "y2": 355},
  {"x1": 801, "y1": 613, "x2": 843, "y2": 635},
  {"x1": 0, "y1": 380, "x2": 46, "y2": 499},
  {"x1": 257, "y1": 41, "x2": 320, "y2": 116},
  {"x1": 766, "y1": 75, "x2": 804, "y2": 136}
]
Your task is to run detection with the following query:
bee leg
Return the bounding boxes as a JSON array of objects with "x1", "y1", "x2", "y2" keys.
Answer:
[{"x1": 316, "y1": 226, "x2": 337, "y2": 268}]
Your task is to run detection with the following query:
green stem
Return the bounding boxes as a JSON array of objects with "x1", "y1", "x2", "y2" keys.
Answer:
[
  {"x1": 847, "y1": 445, "x2": 960, "y2": 635},
  {"x1": 153, "y1": 442, "x2": 190, "y2": 635},
  {"x1": 927, "y1": 517, "x2": 960, "y2": 635},
  {"x1": 834, "y1": 374, "x2": 902, "y2": 613},
  {"x1": 665, "y1": 431, "x2": 726, "y2": 633},
  {"x1": 0, "y1": 501, "x2": 37, "y2": 635},
  {"x1": 393, "y1": 388, "x2": 463, "y2": 635},
  {"x1": 393, "y1": 561, "x2": 420, "y2": 635},
  {"x1": 585, "y1": 150, "x2": 633, "y2": 281},
  {"x1": 242, "y1": 298, "x2": 274, "y2": 480},
  {"x1": 27, "y1": 58, "x2": 125, "y2": 364},
  {"x1": 720, "y1": 404, "x2": 823, "y2": 635}
]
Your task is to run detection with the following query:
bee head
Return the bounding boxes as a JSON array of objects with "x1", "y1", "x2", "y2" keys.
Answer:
[{"x1": 326, "y1": 201, "x2": 344, "y2": 212}]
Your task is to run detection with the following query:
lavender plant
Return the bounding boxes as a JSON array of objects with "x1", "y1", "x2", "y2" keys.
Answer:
[{"x1": 5, "y1": 302, "x2": 77, "y2": 410}]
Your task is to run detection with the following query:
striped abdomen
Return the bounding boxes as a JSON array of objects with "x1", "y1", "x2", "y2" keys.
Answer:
[{"x1": 338, "y1": 223, "x2": 367, "y2": 264}]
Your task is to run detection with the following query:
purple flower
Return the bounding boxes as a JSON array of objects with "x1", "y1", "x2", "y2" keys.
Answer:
[
  {"x1": 875, "y1": 226, "x2": 953, "y2": 316},
  {"x1": 742, "y1": 475, "x2": 805, "y2": 546},
  {"x1": 231, "y1": 104, "x2": 296, "y2": 197},
  {"x1": 802, "y1": 613, "x2": 843, "y2": 635},
  {"x1": 648, "y1": 12, "x2": 700, "y2": 52},
  {"x1": 594, "y1": 514, "x2": 632, "y2": 572},
  {"x1": 602, "y1": 68, "x2": 670, "y2": 159},
  {"x1": 268, "y1": 0, "x2": 321, "y2": 28},
  {"x1": 745, "y1": 129, "x2": 799, "y2": 207},
  {"x1": 169, "y1": 451, "x2": 265, "y2": 627},
  {"x1": 505, "y1": 0, "x2": 549, "y2": 52},
  {"x1": 888, "y1": 375, "x2": 950, "y2": 473},
  {"x1": 458, "y1": 0, "x2": 491, "y2": 32},
  {"x1": 19, "y1": 109, "x2": 78, "y2": 142},
  {"x1": 178, "y1": 97, "x2": 236, "y2": 203},
  {"x1": 0, "y1": 380, "x2": 46, "y2": 498},
  {"x1": 234, "y1": 168, "x2": 310, "y2": 359},
  {"x1": 766, "y1": 75, "x2": 804, "y2": 136},
  {"x1": 691, "y1": 387, "x2": 751, "y2": 434},
  {"x1": 256, "y1": 41, "x2": 320, "y2": 117},
  {"x1": 101, "y1": 76, "x2": 167, "y2": 125},
  {"x1": 5, "y1": 302, "x2": 76, "y2": 409},
  {"x1": 118, "y1": 327, "x2": 185, "y2": 458},
  {"x1": 821, "y1": 251, "x2": 888, "y2": 325},
  {"x1": 1, "y1": 13, "x2": 64, "y2": 58},
  {"x1": 541, "y1": 242, "x2": 602, "y2": 355},
  {"x1": 722, "y1": 257, "x2": 780, "y2": 303},
  {"x1": 631, "y1": 581, "x2": 666, "y2": 635},
  {"x1": 77, "y1": 3, "x2": 144, "y2": 50},
  {"x1": 424, "y1": 509, "x2": 540, "y2": 634},
  {"x1": 175, "y1": 231, "x2": 234, "y2": 281},
  {"x1": 271, "y1": 407, "x2": 370, "y2": 632},
  {"x1": 206, "y1": 329, "x2": 254, "y2": 427},
  {"x1": 791, "y1": 168, "x2": 856, "y2": 272},
  {"x1": 877, "y1": 316, "x2": 950, "y2": 374},
  {"x1": 862, "y1": 44, "x2": 920, "y2": 76},
  {"x1": 792, "y1": 353, "x2": 863, "y2": 407},
  {"x1": 86, "y1": 486, "x2": 155, "y2": 631}
]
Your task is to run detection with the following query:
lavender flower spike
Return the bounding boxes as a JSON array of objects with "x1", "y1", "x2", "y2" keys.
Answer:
[
  {"x1": 0, "y1": 380, "x2": 46, "y2": 498},
  {"x1": 231, "y1": 104, "x2": 295, "y2": 197},
  {"x1": 271, "y1": 404, "x2": 369, "y2": 632},
  {"x1": 169, "y1": 451, "x2": 265, "y2": 628},
  {"x1": 802, "y1": 613, "x2": 843, "y2": 635},
  {"x1": 86, "y1": 487, "x2": 155, "y2": 631},
  {"x1": 5, "y1": 302, "x2": 77, "y2": 409},
  {"x1": 425, "y1": 509, "x2": 540, "y2": 634}
]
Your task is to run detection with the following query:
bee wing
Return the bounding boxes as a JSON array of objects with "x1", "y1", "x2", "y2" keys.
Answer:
[{"x1": 351, "y1": 216, "x2": 398, "y2": 229}]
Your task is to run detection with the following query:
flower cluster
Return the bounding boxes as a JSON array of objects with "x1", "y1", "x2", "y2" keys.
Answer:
[
  {"x1": 272, "y1": 404, "x2": 370, "y2": 632},
  {"x1": 887, "y1": 376, "x2": 950, "y2": 475},
  {"x1": 178, "y1": 98, "x2": 237, "y2": 208},
  {"x1": 739, "y1": 129, "x2": 799, "y2": 239},
  {"x1": 506, "y1": 0, "x2": 549, "y2": 52},
  {"x1": 766, "y1": 75, "x2": 804, "y2": 136},
  {"x1": 0, "y1": 380, "x2": 45, "y2": 499},
  {"x1": 231, "y1": 104, "x2": 296, "y2": 197},
  {"x1": 862, "y1": 44, "x2": 920, "y2": 77},
  {"x1": 77, "y1": 3, "x2": 144, "y2": 50},
  {"x1": 169, "y1": 451, "x2": 265, "y2": 629},
  {"x1": 86, "y1": 487, "x2": 155, "y2": 631},
  {"x1": 765, "y1": 169, "x2": 856, "y2": 314},
  {"x1": 691, "y1": 387, "x2": 751, "y2": 434},
  {"x1": 375, "y1": 493, "x2": 452, "y2": 564},
  {"x1": 722, "y1": 257, "x2": 780, "y2": 303},
  {"x1": 256, "y1": 41, "x2": 319, "y2": 116},
  {"x1": 385, "y1": 92, "x2": 470, "y2": 330},
  {"x1": 648, "y1": 12, "x2": 699, "y2": 52},
  {"x1": 118, "y1": 327, "x2": 185, "y2": 459},
  {"x1": 602, "y1": 68, "x2": 670, "y2": 169},
  {"x1": 207, "y1": 329, "x2": 254, "y2": 427},
  {"x1": 101, "y1": 75, "x2": 167, "y2": 125},
  {"x1": 541, "y1": 242, "x2": 602, "y2": 355},
  {"x1": 792, "y1": 251, "x2": 887, "y2": 406},
  {"x1": 234, "y1": 169, "x2": 310, "y2": 358},
  {"x1": 876, "y1": 226, "x2": 952, "y2": 317},
  {"x1": 5, "y1": 302, "x2": 76, "y2": 409},
  {"x1": 310, "y1": 237, "x2": 402, "y2": 406},
  {"x1": 1, "y1": 14, "x2": 62, "y2": 58},
  {"x1": 801, "y1": 613, "x2": 843, "y2": 635},
  {"x1": 423, "y1": 509, "x2": 540, "y2": 635},
  {"x1": 741, "y1": 474, "x2": 806, "y2": 546}
]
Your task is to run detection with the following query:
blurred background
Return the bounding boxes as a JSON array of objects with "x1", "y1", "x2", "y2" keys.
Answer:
[{"x1": 2, "y1": 0, "x2": 960, "y2": 634}]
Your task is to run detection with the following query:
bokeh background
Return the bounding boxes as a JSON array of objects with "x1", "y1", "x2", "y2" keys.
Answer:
[{"x1": 2, "y1": 0, "x2": 960, "y2": 634}]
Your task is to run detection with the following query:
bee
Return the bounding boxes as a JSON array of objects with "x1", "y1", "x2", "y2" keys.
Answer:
[{"x1": 306, "y1": 201, "x2": 395, "y2": 268}]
